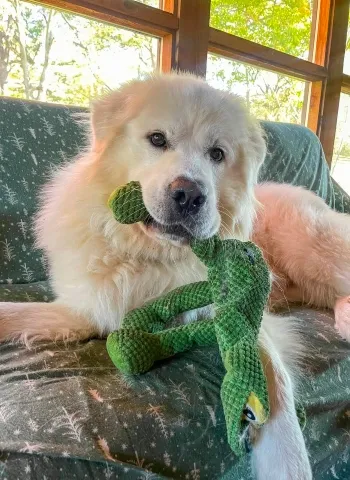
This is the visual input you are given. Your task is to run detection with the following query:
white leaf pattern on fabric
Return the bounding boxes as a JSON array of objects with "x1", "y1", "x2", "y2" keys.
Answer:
[
  {"x1": 55, "y1": 407, "x2": 85, "y2": 442},
  {"x1": 10, "y1": 133, "x2": 25, "y2": 151}
]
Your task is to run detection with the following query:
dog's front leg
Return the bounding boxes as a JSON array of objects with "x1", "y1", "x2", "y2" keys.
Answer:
[{"x1": 251, "y1": 334, "x2": 312, "y2": 480}]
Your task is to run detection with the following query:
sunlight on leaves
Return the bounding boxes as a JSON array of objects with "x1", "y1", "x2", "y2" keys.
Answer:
[
  {"x1": 210, "y1": 0, "x2": 314, "y2": 60},
  {"x1": 0, "y1": 0, "x2": 159, "y2": 106}
]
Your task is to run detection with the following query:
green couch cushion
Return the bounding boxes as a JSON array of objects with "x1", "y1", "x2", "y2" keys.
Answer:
[
  {"x1": 0, "y1": 98, "x2": 86, "y2": 287},
  {"x1": 260, "y1": 121, "x2": 350, "y2": 213}
]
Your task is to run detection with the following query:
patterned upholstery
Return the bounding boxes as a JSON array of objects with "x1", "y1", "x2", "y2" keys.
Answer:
[
  {"x1": 0, "y1": 97, "x2": 350, "y2": 479},
  {"x1": 0, "y1": 98, "x2": 85, "y2": 290},
  {"x1": 260, "y1": 121, "x2": 350, "y2": 213}
]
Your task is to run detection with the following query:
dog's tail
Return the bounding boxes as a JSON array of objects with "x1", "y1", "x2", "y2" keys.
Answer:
[{"x1": 0, "y1": 302, "x2": 96, "y2": 347}]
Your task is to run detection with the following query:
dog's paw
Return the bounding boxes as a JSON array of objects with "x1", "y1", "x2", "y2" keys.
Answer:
[{"x1": 334, "y1": 296, "x2": 350, "y2": 342}]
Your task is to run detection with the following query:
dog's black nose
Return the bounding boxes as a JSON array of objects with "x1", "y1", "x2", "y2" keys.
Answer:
[{"x1": 169, "y1": 177, "x2": 206, "y2": 217}]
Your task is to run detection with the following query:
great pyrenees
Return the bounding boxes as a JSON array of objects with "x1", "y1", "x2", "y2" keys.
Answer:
[{"x1": 1, "y1": 73, "x2": 350, "y2": 479}]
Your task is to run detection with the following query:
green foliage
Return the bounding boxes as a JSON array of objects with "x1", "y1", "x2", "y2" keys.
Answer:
[
  {"x1": 0, "y1": 0, "x2": 157, "y2": 105},
  {"x1": 339, "y1": 142, "x2": 350, "y2": 159},
  {"x1": 207, "y1": 54, "x2": 306, "y2": 123},
  {"x1": 208, "y1": 0, "x2": 313, "y2": 124},
  {"x1": 210, "y1": 0, "x2": 313, "y2": 58}
]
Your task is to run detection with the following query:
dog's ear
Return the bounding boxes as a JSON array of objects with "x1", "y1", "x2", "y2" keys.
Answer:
[
  {"x1": 90, "y1": 90, "x2": 130, "y2": 148},
  {"x1": 90, "y1": 80, "x2": 150, "y2": 148}
]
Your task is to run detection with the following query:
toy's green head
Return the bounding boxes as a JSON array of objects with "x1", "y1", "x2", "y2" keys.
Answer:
[{"x1": 108, "y1": 181, "x2": 149, "y2": 225}]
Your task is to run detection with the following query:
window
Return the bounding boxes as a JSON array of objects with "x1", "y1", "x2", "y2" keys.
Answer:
[
  {"x1": 0, "y1": 0, "x2": 159, "y2": 106},
  {"x1": 207, "y1": 54, "x2": 308, "y2": 124},
  {"x1": 134, "y1": 0, "x2": 161, "y2": 7},
  {"x1": 344, "y1": 12, "x2": 350, "y2": 75},
  {"x1": 0, "y1": 0, "x2": 349, "y2": 166},
  {"x1": 210, "y1": 0, "x2": 315, "y2": 60},
  {"x1": 332, "y1": 93, "x2": 350, "y2": 193}
]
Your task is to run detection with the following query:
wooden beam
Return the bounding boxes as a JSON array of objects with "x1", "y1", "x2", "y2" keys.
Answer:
[
  {"x1": 308, "y1": 0, "x2": 319, "y2": 63},
  {"x1": 161, "y1": 0, "x2": 177, "y2": 13},
  {"x1": 209, "y1": 28, "x2": 328, "y2": 82},
  {"x1": 305, "y1": 80, "x2": 324, "y2": 132},
  {"x1": 174, "y1": 0, "x2": 211, "y2": 76},
  {"x1": 310, "y1": 0, "x2": 332, "y2": 65},
  {"x1": 306, "y1": 0, "x2": 332, "y2": 133},
  {"x1": 32, "y1": 0, "x2": 178, "y2": 36},
  {"x1": 160, "y1": 1, "x2": 176, "y2": 71},
  {"x1": 319, "y1": 0, "x2": 350, "y2": 166},
  {"x1": 160, "y1": 33, "x2": 175, "y2": 72},
  {"x1": 342, "y1": 74, "x2": 350, "y2": 95}
]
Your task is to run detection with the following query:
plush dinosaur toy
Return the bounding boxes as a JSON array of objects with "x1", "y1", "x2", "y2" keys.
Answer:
[{"x1": 106, "y1": 181, "x2": 271, "y2": 455}]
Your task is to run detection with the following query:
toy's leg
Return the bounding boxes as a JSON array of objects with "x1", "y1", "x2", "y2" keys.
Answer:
[
  {"x1": 107, "y1": 318, "x2": 216, "y2": 374},
  {"x1": 123, "y1": 281, "x2": 212, "y2": 332}
]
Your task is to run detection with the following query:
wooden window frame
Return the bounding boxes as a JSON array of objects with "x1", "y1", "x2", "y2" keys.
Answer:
[{"x1": 30, "y1": 0, "x2": 350, "y2": 166}]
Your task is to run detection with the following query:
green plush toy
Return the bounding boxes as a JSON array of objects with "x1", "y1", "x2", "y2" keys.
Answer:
[{"x1": 106, "y1": 181, "x2": 271, "y2": 455}]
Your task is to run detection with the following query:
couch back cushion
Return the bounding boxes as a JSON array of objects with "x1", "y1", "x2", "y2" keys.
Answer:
[
  {"x1": 0, "y1": 98, "x2": 86, "y2": 286},
  {"x1": 1, "y1": 98, "x2": 349, "y2": 286},
  {"x1": 260, "y1": 121, "x2": 350, "y2": 213}
]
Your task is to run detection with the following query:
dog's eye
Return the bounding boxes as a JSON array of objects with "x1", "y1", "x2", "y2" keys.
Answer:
[
  {"x1": 209, "y1": 147, "x2": 225, "y2": 163},
  {"x1": 149, "y1": 132, "x2": 167, "y2": 148}
]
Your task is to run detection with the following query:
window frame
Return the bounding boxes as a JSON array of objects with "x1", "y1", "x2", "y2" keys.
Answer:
[{"x1": 16, "y1": 0, "x2": 350, "y2": 166}]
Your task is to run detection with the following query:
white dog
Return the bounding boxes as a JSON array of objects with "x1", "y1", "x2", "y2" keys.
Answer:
[{"x1": 1, "y1": 73, "x2": 350, "y2": 479}]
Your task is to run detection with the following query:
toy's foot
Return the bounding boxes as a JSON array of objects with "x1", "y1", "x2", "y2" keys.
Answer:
[
  {"x1": 106, "y1": 330, "x2": 161, "y2": 374},
  {"x1": 334, "y1": 296, "x2": 350, "y2": 342}
]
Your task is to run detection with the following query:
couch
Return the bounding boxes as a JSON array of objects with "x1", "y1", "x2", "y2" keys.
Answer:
[{"x1": 1, "y1": 97, "x2": 350, "y2": 479}]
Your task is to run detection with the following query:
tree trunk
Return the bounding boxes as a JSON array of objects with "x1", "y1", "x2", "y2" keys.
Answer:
[
  {"x1": 12, "y1": 0, "x2": 30, "y2": 99},
  {"x1": 0, "y1": 31, "x2": 10, "y2": 94},
  {"x1": 36, "y1": 10, "x2": 54, "y2": 101}
]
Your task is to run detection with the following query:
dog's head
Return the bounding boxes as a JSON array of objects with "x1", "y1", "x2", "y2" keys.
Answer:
[{"x1": 91, "y1": 73, "x2": 266, "y2": 245}]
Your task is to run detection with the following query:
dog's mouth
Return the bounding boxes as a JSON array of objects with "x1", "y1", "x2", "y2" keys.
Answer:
[{"x1": 142, "y1": 215, "x2": 194, "y2": 244}]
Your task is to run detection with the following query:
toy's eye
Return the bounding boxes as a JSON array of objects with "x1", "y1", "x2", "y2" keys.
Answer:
[
  {"x1": 149, "y1": 132, "x2": 167, "y2": 148},
  {"x1": 209, "y1": 147, "x2": 225, "y2": 163},
  {"x1": 243, "y1": 406, "x2": 256, "y2": 422},
  {"x1": 243, "y1": 247, "x2": 255, "y2": 265}
]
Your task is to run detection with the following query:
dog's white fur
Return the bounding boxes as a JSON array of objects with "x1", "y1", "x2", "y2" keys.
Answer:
[{"x1": 1, "y1": 73, "x2": 350, "y2": 479}]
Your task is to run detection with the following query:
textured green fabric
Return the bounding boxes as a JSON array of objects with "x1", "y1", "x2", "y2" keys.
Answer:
[
  {"x1": 191, "y1": 238, "x2": 271, "y2": 453},
  {"x1": 1, "y1": 98, "x2": 350, "y2": 479},
  {"x1": 106, "y1": 201, "x2": 270, "y2": 455},
  {"x1": 108, "y1": 181, "x2": 149, "y2": 225},
  {"x1": 107, "y1": 281, "x2": 214, "y2": 373}
]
